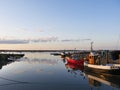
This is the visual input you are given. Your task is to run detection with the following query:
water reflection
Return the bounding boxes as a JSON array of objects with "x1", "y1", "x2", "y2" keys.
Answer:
[
  {"x1": 0, "y1": 77, "x2": 30, "y2": 87},
  {"x1": 0, "y1": 52, "x2": 120, "y2": 90},
  {"x1": 62, "y1": 58, "x2": 66, "y2": 63},
  {"x1": 20, "y1": 57, "x2": 58, "y2": 65},
  {"x1": 0, "y1": 59, "x2": 14, "y2": 70},
  {"x1": 65, "y1": 61, "x2": 85, "y2": 79},
  {"x1": 64, "y1": 57, "x2": 120, "y2": 90},
  {"x1": 0, "y1": 59, "x2": 30, "y2": 87},
  {"x1": 19, "y1": 52, "x2": 59, "y2": 65},
  {"x1": 85, "y1": 71, "x2": 120, "y2": 89},
  {"x1": 0, "y1": 53, "x2": 63, "y2": 88}
]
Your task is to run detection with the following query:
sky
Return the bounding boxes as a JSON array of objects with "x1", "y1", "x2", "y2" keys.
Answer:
[{"x1": 0, "y1": 0, "x2": 120, "y2": 50}]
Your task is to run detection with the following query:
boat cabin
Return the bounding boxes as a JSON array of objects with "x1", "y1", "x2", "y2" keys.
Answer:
[{"x1": 88, "y1": 52, "x2": 100, "y2": 65}]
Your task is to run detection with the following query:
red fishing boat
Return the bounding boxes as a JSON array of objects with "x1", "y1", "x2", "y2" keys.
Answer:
[
  {"x1": 65, "y1": 62, "x2": 84, "y2": 71},
  {"x1": 65, "y1": 54, "x2": 85, "y2": 66}
]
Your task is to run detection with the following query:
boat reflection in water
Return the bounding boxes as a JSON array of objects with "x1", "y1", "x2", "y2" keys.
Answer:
[
  {"x1": 65, "y1": 61, "x2": 84, "y2": 78},
  {"x1": 65, "y1": 57, "x2": 120, "y2": 89},
  {"x1": 85, "y1": 71, "x2": 120, "y2": 89}
]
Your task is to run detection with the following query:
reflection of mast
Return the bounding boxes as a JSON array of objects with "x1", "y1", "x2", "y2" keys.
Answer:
[
  {"x1": 89, "y1": 77, "x2": 101, "y2": 87},
  {"x1": 85, "y1": 71, "x2": 120, "y2": 89}
]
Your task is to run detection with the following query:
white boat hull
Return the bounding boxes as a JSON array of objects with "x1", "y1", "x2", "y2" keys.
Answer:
[{"x1": 84, "y1": 62, "x2": 120, "y2": 75}]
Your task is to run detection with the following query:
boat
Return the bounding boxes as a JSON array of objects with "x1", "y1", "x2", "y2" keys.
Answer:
[
  {"x1": 61, "y1": 51, "x2": 71, "y2": 58},
  {"x1": 65, "y1": 62, "x2": 84, "y2": 72},
  {"x1": 50, "y1": 52, "x2": 61, "y2": 56},
  {"x1": 84, "y1": 42, "x2": 120, "y2": 75},
  {"x1": 65, "y1": 53, "x2": 85, "y2": 66}
]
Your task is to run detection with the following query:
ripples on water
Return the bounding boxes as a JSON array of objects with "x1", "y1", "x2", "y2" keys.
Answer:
[{"x1": 0, "y1": 52, "x2": 119, "y2": 90}]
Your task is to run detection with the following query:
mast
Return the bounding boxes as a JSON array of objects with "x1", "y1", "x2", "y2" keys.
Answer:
[{"x1": 90, "y1": 42, "x2": 93, "y2": 52}]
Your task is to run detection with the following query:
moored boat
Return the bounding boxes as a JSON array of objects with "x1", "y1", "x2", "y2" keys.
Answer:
[
  {"x1": 66, "y1": 57, "x2": 84, "y2": 66},
  {"x1": 66, "y1": 53, "x2": 85, "y2": 66},
  {"x1": 65, "y1": 62, "x2": 84, "y2": 71},
  {"x1": 84, "y1": 42, "x2": 120, "y2": 75}
]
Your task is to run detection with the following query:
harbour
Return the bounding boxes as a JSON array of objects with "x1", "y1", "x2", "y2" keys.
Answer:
[
  {"x1": 0, "y1": 51, "x2": 120, "y2": 90},
  {"x1": 0, "y1": 0, "x2": 120, "y2": 90}
]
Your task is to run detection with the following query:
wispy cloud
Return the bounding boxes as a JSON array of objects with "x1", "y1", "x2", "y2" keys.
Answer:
[
  {"x1": 0, "y1": 36, "x2": 91, "y2": 44},
  {"x1": 61, "y1": 39, "x2": 91, "y2": 42},
  {"x1": 37, "y1": 28, "x2": 44, "y2": 32},
  {"x1": 0, "y1": 40, "x2": 29, "y2": 44},
  {"x1": 0, "y1": 36, "x2": 58, "y2": 44},
  {"x1": 0, "y1": 36, "x2": 29, "y2": 44},
  {"x1": 31, "y1": 36, "x2": 58, "y2": 43}
]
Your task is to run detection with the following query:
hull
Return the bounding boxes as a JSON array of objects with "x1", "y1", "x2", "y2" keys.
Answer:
[
  {"x1": 65, "y1": 63, "x2": 84, "y2": 71},
  {"x1": 66, "y1": 58, "x2": 84, "y2": 66},
  {"x1": 84, "y1": 65, "x2": 120, "y2": 75}
]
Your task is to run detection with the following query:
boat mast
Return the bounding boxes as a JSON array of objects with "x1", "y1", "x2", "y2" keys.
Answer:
[{"x1": 90, "y1": 42, "x2": 93, "y2": 52}]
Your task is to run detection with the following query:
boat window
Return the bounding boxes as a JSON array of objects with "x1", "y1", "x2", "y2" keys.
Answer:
[{"x1": 89, "y1": 56, "x2": 91, "y2": 59}]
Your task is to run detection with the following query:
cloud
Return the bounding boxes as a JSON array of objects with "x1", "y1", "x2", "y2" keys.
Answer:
[
  {"x1": 61, "y1": 39, "x2": 91, "y2": 42},
  {"x1": 0, "y1": 39, "x2": 29, "y2": 44},
  {"x1": 0, "y1": 36, "x2": 91, "y2": 44},
  {"x1": 37, "y1": 29, "x2": 44, "y2": 32},
  {"x1": 31, "y1": 36, "x2": 58, "y2": 43},
  {"x1": 61, "y1": 39, "x2": 79, "y2": 42},
  {"x1": 0, "y1": 36, "x2": 58, "y2": 44}
]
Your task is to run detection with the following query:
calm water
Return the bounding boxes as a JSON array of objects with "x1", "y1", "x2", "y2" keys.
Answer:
[{"x1": 0, "y1": 52, "x2": 120, "y2": 90}]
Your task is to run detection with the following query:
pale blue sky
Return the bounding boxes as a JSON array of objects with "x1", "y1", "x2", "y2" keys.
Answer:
[{"x1": 0, "y1": 0, "x2": 120, "y2": 50}]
